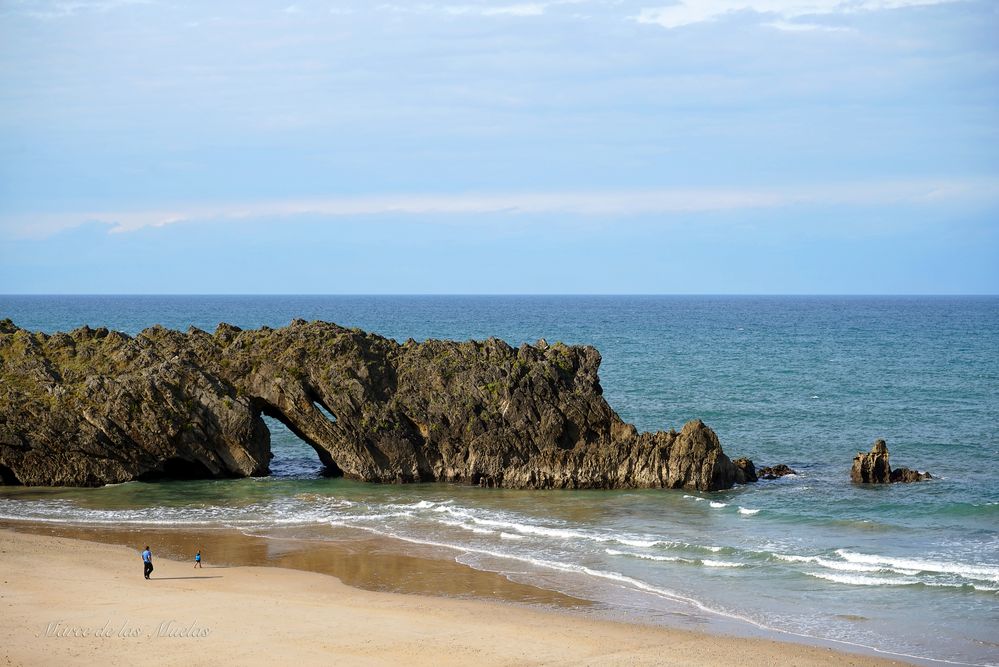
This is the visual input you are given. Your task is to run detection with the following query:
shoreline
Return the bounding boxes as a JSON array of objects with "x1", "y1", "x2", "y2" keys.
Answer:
[
  {"x1": 0, "y1": 524, "x2": 912, "y2": 666},
  {"x1": 0, "y1": 519, "x2": 587, "y2": 607}
]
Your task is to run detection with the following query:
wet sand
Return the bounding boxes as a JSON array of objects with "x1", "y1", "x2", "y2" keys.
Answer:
[
  {"x1": 1, "y1": 520, "x2": 584, "y2": 606},
  {"x1": 0, "y1": 525, "x2": 911, "y2": 666}
]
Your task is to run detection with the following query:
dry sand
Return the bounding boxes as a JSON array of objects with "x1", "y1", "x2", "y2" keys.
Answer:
[{"x1": 0, "y1": 529, "x2": 909, "y2": 666}]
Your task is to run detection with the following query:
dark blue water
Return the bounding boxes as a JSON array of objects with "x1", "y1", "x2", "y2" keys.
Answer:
[{"x1": 2, "y1": 295, "x2": 997, "y2": 665}]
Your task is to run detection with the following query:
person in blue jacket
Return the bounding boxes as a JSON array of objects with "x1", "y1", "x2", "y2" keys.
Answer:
[
  {"x1": 142, "y1": 546, "x2": 153, "y2": 579},
  {"x1": 194, "y1": 550, "x2": 202, "y2": 568}
]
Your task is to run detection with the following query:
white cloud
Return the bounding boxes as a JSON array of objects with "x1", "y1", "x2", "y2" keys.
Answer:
[
  {"x1": 4, "y1": 178, "x2": 996, "y2": 238},
  {"x1": 376, "y1": 0, "x2": 587, "y2": 18},
  {"x1": 765, "y1": 19, "x2": 852, "y2": 31},
  {"x1": 636, "y1": 0, "x2": 959, "y2": 29},
  {"x1": 438, "y1": 3, "x2": 546, "y2": 16},
  {"x1": 481, "y1": 4, "x2": 546, "y2": 16}
]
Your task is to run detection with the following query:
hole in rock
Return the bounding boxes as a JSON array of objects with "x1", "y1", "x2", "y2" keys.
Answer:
[
  {"x1": 255, "y1": 400, "x2": 343, "y2": 480},
  {"x1": 261, "y1": 415, "x2": 337, "y2": 479},
  {"x1": 305, "y1": 387, "x2": 337, "y2": 424},
  {"x1": 0, "y1": 463, "x2": 22, "y2": 485},
  {"x1": 137, "y1": 457, "x2": 215, "y2": 481},
  {"x1": 312, "y1": 399, "x2": 337, "y2": 423}
]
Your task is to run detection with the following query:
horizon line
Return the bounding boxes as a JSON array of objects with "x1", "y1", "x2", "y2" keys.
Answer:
[{"x1": 2, "y1": 293, "x2": 998, "y2": 298}]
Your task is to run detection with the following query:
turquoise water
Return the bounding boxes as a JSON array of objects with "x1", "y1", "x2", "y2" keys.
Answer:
[{"x1": 1, "y1": 295, "x2": 997, "y2": 665}]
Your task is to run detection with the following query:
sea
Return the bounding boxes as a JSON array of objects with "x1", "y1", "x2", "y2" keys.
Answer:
[{"x1": 1, "y1": 295, "x2": 997, "y2": 665}]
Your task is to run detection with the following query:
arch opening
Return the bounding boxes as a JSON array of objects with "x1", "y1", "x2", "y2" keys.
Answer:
[
  {"x1": 254, "y1": 399, "x2": 343, "y2": 479},
  {"x1": 0, "y1": 463, "x2": 22, "y2": 485}
]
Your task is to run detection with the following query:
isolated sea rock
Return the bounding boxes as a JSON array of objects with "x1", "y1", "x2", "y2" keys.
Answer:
[
  {"x1": 756, "y1": 464, "x2": 797, "y2": 480},
  {"x1": 0, "y1": 319, "x2": 746, "y2": 491},
  {"x1": 851, "y1": 439, "x2": 931, "y2": 484},
  {"x1": 851, "y1": 439, "x2": 892, "y2": 483}
]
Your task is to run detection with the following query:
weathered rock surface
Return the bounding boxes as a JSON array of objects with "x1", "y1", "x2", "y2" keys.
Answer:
[
  {"x1": 732, "y1": 457, "x2": 757, "y2": 483},
  {"x1": 889, "y1": 467, "x2": 932, "y2": 483},
  {"x1": 851, "y1": 439, "x2": 931, "y2": 484},
  {"x1": 0, "y1": 319, "x2": 747, "y2": 491},
  {"x1": 756, "y1": 464, "x2": 797, "y2": 480}
]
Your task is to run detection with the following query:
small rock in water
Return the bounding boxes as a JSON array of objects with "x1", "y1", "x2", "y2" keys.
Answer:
[
  {"x1": 851, "y1": 439, "x2": 931, "y2": 484},
  {"x1": 889, "y1": 467, "x2": 932, "y2": 483},
  {"x1": 756, "y1": 464, "x2": 797, "y2": 480}
]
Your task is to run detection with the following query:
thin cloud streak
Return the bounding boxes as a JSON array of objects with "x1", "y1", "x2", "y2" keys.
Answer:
[
  {"x1": 4, "y1": 178, "x2": 996, "y2": 239},
  {"x1": 636, "y1": 0, "x2": 960, "y2": 29}
]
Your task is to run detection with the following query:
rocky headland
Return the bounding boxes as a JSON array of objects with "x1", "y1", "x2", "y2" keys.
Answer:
[{"x1": 0, "y1": 319, "x2": 755, "y2": 491}]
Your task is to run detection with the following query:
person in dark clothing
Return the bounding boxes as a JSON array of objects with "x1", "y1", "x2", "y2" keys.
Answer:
[{"x1": 142, "y1": 546, "x2": 153, "y2": 579}]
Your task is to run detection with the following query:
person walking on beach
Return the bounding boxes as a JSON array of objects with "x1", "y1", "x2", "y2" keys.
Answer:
[
  {"x1": 142, "y1": 545, "x2": 153, "y2": 579},
  {"x1": 194, "y1": 550, "x2": 202, "y2": 568}
]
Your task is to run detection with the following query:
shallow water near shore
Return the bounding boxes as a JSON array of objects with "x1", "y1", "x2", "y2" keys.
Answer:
[{"x1": 1, "y1": 295, "x2": 997, "y2": 665}]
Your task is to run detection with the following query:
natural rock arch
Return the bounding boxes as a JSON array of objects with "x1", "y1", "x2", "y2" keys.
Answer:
[{"x1": 0, "y1": 318, "x2": 751, "y2": 491}]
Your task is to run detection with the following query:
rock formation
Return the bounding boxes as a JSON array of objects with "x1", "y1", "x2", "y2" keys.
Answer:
[
  {"x1": 756, "y1": 464, "x2": 797, "y2": 480},
  {"x1": 888, "y1": 467, "x2": 932, "y2": 483},
  {"x1": 0, "y1": 319, "x2": 749, "y2": 491},
  {"x1": 851, "y1": 439, "x2": 931, "y2": 484},
  {"x1": 732, "y1": 458, "x2": 757, "y2": 483}
]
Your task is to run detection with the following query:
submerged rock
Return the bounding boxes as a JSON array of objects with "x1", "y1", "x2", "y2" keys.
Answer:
[
  {"x1": 851, "y1": 439, "x2": 931, "y2": 484},
  {"x1": 0, "y1": 319, "x2": 747, "y2": 491}
]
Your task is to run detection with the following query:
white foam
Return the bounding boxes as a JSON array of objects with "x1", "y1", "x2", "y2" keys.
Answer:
[
  {"x1": 437, "y1": 519, "x2": 495, "y2": 535},
  {"x1": 709, "y1": 501, "x2": 727, "y2": 509},
  {"x1": 410, "y1": 500, "x2": 436, "y2": 509},
  {"x1": 738, "y1": 507, "x2": 760, "y2": 515},
  {"x1": 350, "y1": 511, "x2": 414, "y2": 522},
  {"x1": 433, "y1": 506, "x2": 598, "y2": 542},
  {"x1": 615, "y1": 538, "x2": 678, "y2": 549},
  {"x1": 389, "y1": 500, "x2": 436, "y2": 510},
  {"x1": 431, "y1": 505, "x2": 678, "y2": 551},
  {"x1": 836, "y1": 550, "x2": 999, "y2": 582},
  {"x1": 499, "y1": 532, "x2": 524, "y2": 540},
  {"x1": 701, "y1": 559, "x2": 744, "y2": 568},
  {"x1": 605, "y1": 548, "x2": 688, "y2": 563},
  {"x1": 808, "y1": 572, "x2": 919, "y2": 587},
  {"x1": 775, "y1": 554, "x2": 884, "y2": 574}
]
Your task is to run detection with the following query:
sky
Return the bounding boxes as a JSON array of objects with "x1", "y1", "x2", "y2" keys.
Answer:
[{"x1": 0, "y1": 0, "x2": 997, "y2": 294}]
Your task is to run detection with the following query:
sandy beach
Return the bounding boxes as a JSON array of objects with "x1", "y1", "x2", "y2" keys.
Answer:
[{"x1": 0, "y1": 528, "x2": 909, "y2": 667}]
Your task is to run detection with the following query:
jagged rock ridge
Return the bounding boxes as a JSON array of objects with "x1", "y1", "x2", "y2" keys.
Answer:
[{"x1": 0, "y1": 318, "x2": 750, "y2": 491}]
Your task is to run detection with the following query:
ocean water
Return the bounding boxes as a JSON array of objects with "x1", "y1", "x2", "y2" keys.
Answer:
[{"x1": 1, "y1": 295, "x2": 997, "y2": 665}]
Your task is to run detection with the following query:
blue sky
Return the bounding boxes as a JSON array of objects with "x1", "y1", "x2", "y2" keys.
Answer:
[{"x1": 0, "y1": 0, "x2": 996, "y2": 293}]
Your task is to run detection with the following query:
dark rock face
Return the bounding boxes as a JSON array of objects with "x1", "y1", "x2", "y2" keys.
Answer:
[
  {"x1": 889, "y1": 467, "x2": 932, "y2": 483},
  {"x1": 851, "y1": 440, "x2": 892, "y2": 483},
  {"x1": 851, "y1": 439, "x2": 931, "y2": 484},
  {"x1": 756, "y1": 464, "x2": 797, "y2": 480},
  {"x1": 732, "y1": 457, "x2": 757, "y2": 483},
  {"x1": 0, "y1": 319, "x2": 745, "y2": 491}
]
